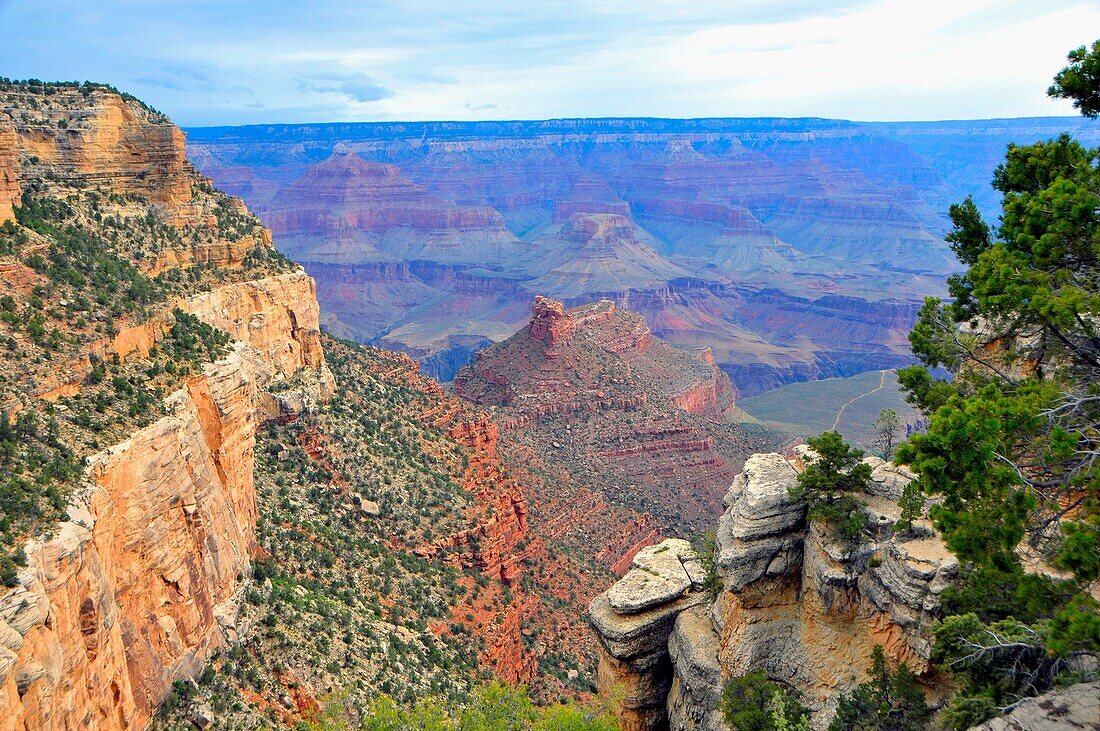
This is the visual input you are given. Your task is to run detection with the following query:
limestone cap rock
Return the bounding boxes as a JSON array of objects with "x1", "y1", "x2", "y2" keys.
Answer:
[{"x1": 607, "y1": 538, "x2": 700, "y2": 614}]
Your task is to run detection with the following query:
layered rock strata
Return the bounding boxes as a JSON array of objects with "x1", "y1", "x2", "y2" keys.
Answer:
[
  {"x1": 457, "y1": 297, "x2": 771, "y2": 537},
  {"x1": 589, "y1": 539, "x2": 708, "y2": 731},
  {"x1": 0, "y1": 273, "x2": 330, "y2": 730},
  {"x1": 589, "y1": 451, "x2": 958, "y2": 730},
  {"x1": 0, "y1": 82, "x2": 332, "y2": 730},
  {"x1": 0, "y1": 125, "x2": 19, "y2": 224}
]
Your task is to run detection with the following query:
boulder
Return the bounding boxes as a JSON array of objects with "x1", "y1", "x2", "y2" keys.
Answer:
[
  {"x1": 608, "y1": 539, "x2": 697, "y2": 614},
  {"x1": 973, "y1": 680, "x2": 1099, "y2": 730}
]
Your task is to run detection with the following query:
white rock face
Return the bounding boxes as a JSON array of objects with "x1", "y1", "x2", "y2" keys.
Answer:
[
  {"x1": 607, "y1": 539, "x2": 697, "y2": 614},
  {"x1": 973, "y1": 680, "x2": 1099, "y2": 730},
  {"x1": 864, "y1": 456, "x2": 917, "y2": 500},
  {"x1": 716, "y1": 453, "x2": 805, "y2": 591},
  {"x1": 589, "y1": 539, "x2": 708, "y2": 731},
  {"x1": 667, "y1": 606, "x2": 729, "y2": 731}
]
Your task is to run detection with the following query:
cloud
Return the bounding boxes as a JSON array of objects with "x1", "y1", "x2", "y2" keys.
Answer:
[
  {"x1": 296, "y1": 73, "x2": 393, "y2": 103},
  {"x1": 0, "y1": 0, "x2": 1098, "y2": 125},
  {"x1": 339, "y1": 77, "x2": 394, "y2": 103}
]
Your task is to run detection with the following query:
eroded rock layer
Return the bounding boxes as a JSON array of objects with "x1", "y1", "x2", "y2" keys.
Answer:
[
  {"x1": 187, "y1": 118, "x2": 1100, "y2": 386},
  {"x1": 0, "y1": 82, "x2": 330, "y2": 730},
  {"x1": 0, "y1": 274, "x2": 330, "y2": 730},
  {"x1": 589, "y1": 451, "x2": 958, "y2": 730},
  {"x1": 456, "y1": 296, "x2": 781, "y2": 536}
]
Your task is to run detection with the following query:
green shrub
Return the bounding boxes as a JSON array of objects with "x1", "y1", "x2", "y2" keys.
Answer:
[
  {"x1": 789, "y1": 432, "x2": 871, "y2": 541},
  {"x1": 720, "y1": 670, "x2": 808, "y2": 731},
  {"x1": 829, "y1": 646, "x2": 929, "y2": 731}
]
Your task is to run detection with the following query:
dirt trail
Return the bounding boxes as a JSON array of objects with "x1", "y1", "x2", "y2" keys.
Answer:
[{"x1": 829, "y1": 369, "x2": 888, "y2": 432}]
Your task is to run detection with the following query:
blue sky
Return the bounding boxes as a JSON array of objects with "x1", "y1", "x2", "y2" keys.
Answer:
[{"x1": 1, "y1": 0, "x2": 1097, "y2": 126}]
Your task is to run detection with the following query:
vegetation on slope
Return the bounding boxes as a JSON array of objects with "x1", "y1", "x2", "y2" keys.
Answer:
[
  {"x1": 314, "y1": 683, "x2": 616, "y2": 730},
  {"x1": 156, "y1": 336, "x2": 610, "y2": 730},
  {"x1": 0, "y1": 81, "x2": 296, "y2": 581}
]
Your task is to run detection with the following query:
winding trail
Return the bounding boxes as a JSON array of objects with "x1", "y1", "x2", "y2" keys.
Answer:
[{"x1": 829, "y1": 369, "x2": 888, "y2": 432}]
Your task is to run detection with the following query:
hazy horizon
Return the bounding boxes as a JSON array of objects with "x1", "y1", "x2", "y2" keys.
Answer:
[{"x1": 179, "y1": 112, "x2": 1092, "y2": 131}]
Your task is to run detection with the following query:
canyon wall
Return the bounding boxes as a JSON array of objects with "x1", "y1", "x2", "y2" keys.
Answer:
[
  {"x1": 0, "y1": 125, "x2": 18, "y2": 224},
  {"x1": 0, "y1": 82, "x2": 332, "y2": 730},
  {"x1": 188, "y1": 117, "x2": 1100, "y2": 387},
  {"x1": 589, "y1": 451, "x2": 957, "y2": 730},
  {"x1": 0, "y1": 272, "x2": 330, "y2": 730}
]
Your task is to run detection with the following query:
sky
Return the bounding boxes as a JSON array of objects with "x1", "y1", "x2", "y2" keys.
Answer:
[{"x1": 1, "y1": 0, "x2": 1098, "y2": 127}]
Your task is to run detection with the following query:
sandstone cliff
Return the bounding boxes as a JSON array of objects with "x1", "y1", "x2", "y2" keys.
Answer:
[
  {"x1": 589, "y1": 451, "x2": 957, "y2": 730},
  {"x1": 0, "y1": 82, "x2": 330, "y2": 729},
  {"x1": 0, "y1": 273, "x2": 330, "y2": 731},
  {"x1": 0, "y1": 125, "x2": 19, "y2": 224}
]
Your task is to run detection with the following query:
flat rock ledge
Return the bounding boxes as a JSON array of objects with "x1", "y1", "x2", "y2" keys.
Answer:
[
  {"x1": 590, "y1": 538, "x2": 708, "y2": 731},
  {"x1": 607, "y1": 539, "x2": 703, "y2": 614}
]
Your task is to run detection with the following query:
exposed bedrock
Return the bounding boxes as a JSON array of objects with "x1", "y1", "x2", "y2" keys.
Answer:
[
  {"x1": 589, "y1": 452, "x2": 958, "y2": 730},
  {"x1": 0, "y1": 272, "x2": 330, "y2": 730}
]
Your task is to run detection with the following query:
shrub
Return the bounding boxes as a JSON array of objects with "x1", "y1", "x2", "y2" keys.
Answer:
[
  {"x1": 720, "y1": 670, "x2": 808, "y2": 731},
  {"x1": 790, "y1": 432, "x2": 871, "y2": 541},
  {"x1": 829, "y1": 646, "x2": 930, "y2": 731}
]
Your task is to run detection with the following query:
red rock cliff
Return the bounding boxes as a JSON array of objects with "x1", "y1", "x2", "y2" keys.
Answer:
[
  {"x1": 0, "y1": 272, "x2": 329, "y2": 730},
  {"x1": 0, "y1": 83, "x2": 331, "y2": 730}
]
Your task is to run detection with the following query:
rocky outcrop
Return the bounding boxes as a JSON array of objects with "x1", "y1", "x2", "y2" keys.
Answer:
[
  {"x1": 589, "y1": 539, "x2": 708, "y2": 731},
  {"x1": 590, "y1": 451, "x2": 957, "y2": 730},
  {"x1": 529, "y1": 295, "x2": 575, "y2": 345},
  {"x1": 0, "y1": 273, "x2": 329, "y2": 729},
  {"x1": 0, "y1": 83, "x2": 331, "y2": 730},
  {"x1": 972, "y1": 680, "x2": 1100, "y2": 731},
  {"x1": 0, "y1": 84, "x2": 266, "y2": 269},
  {"x1": 456, "y1": 297, "x2": 771, "y2": 537},
  {"x1": 0, "y1": 125, "x2": 19, "y2": 224}
]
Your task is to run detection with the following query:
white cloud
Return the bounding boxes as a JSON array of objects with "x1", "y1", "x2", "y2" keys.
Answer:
[{"x1": 0, "y1": 0, "x2": 1096, "y2": 124}]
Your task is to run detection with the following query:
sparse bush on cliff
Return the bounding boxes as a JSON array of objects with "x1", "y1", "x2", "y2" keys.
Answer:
[
  {"x1": 720, "y1": 671, "x2": 808, "y2": 731},
  {"x1": 895, "y1": 39, "x2": 1100, "y2": 727},
  {"x1": 693, "y1": 529, "x2": 722, "y2": 600},
  {"x1": 870, "y1": 409, "x2": 901, "y2": 461},
  {"x1": 828, "y1": 645, "x2": 929, "y2": 731},
  {"x1": 893, "y1": 482, "x2": 925, "y2": 535},
  {"x1": 789, "y1": 431, "x2": 871, "y2": 541},
  {"x1": 332, "y1": 682, "x2": 618, "y2": 731}
]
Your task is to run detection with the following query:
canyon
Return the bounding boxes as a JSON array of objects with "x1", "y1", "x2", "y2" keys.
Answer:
[
  {"x1": 187, "y1": 116, "x2": 1100, "y2": 392},
  {"x1": 455, "y1": 296, "x2": 782, "y2": 536},
  {"x1": 0, "y1": 83, "x2": 665, "y2": 729}
]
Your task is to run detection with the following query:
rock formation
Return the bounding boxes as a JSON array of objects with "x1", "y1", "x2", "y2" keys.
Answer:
[
  {"x1": 589, "y1": 451, "x2": 958, "y2": 730},
  {"x1": 456, "y1": 296, "x2": 781, "y2": 537},
  {"x1": 0, "y1": 82, "x2": 332, "y2": 729},
  {"x1": 972, "y1": 680, "x2": 1099, "y2": 731},
  {"x1": 0, "y1": 125, "x2": 19, "y2": 224},
  {"x1": 0, "y1": 277, "x2": 331, "y2": 729},
  {"x1": 186, "y1": 116, "x2": 1100, "y2": 384}
]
